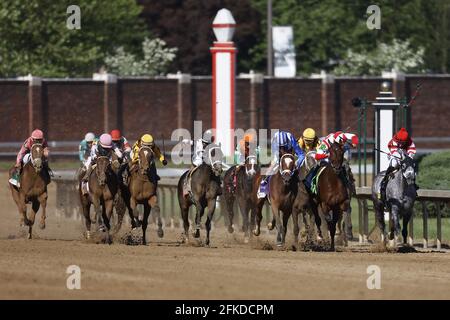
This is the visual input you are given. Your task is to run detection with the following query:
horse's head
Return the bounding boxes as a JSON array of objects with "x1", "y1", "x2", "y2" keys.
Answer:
[
  {"x1": 279, "y1": 153, "x2": 295, "y2": 184},
  {"x1": 95, "y1": 156, "x2": 110, "y2": 186},
  {"x1": 206, "y1": 144, "x2": 223, "y2": 176},
  {"x1": 244, "y1": 155, "x2": 258, "y2": 178},
  {"x1": 399, "y1": 150, "x2": 417, "y2": 186},
  {"x1": 329, "y1": 142, "x2": 344, "y2": 172},
  {"x1": 30, "y1": 143, "x2": 44, "y2": 173},
  {"x1": 138, "y1": 146, "x2": 154, "y2": 176}
]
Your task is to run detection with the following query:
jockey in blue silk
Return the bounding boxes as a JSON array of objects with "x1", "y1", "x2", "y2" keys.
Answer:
[
  {"x1": 79, "y1": 132, "x2": 97, "y2": 165},
  {"x1": 257, "y1": 130, "x2": 305, "y2": 198}
]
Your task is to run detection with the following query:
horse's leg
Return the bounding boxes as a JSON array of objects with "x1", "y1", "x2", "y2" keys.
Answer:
[
  {"x1": 91, "y1": 196, "x2": 103, "y2": 231},
  {"x1": 271, "y1": 205, "x2": 283, "y2": 247},
  {"x1": 18, "y1": 194, "x2": 30, "y2": 227},
  {"x1": 374, "y1": 203, "x2": 386, "y2": 244},
  {"x1": 391, "y1": 205, "x2": 401, "y2": 245},
  {"x1": 82, "y1": 201, "x2": 92, "y2": 239},
  {"x1": 129, "y1": 197, "x2": 139, "y2": 229},
  {"x1": 253, "y1": 198, "x2": 264, "y2": 236},
  {"x1": 149, "y1": 195, "x2": 164, "y2": 238},
  {"x1": 193, "y1": 204, "x2": 204, "y2": 239},
  {"x1": 310, "y1": 200, "x2": 323, "y2": 241},
  {"x1": 238, "y1": 198, "x2": 250, "y2": 242},
  {"x1": 281, "y1": 211, "x2": 290, "y2": 246},
  {"x1": 103, "y1": 199, "x2": 114, "y2": 244},
  {"x1": 224, "y1": 188, "x2": 235, "y2": 234},
  {"x1": 26, "y1": 200, "x2": 39, "y2": 239},
  {"x1": 141, "y1": 203, "x2": 151, "y2": 245},
  {"x1": 328, "y1": 211, "x2": 339, "y2": 251},
  {"x1": 336, "y1": 215, "x2": 342, "y2": 235},
  {"x1": 402, "y1": 210, "x2": 412, "y2": 245},
  {"x1": 113, "y1": 192, "x2": 125, "y2": 234},
  {"x1": 180, "y1": 203, "x2": 190, "y2": 243},
  {"x1": 38, "y1": 192, "x2": 47, "y2": 230},
  {"x1": 292, "y1": 208, "x2": 300, "y2": 246},
  {"x1": 204, "y1": 198, "x2": 217, "y2": 246}
]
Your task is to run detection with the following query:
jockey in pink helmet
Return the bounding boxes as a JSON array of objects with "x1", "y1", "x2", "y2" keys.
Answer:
[
  {"x1": 9, "y1": 129, "x2": 50, "y2": 187},
  {"x1": 81, "y1": 133, "x2": 123, "y2": 192}
]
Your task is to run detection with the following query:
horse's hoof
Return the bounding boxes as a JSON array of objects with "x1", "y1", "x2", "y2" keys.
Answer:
[
  {"x1": 227, "y1": 226, "x2": 234, "y2": 234},
  {"x1": 86, "y1": 231, "x2": 91, "y2": 239},
  {"x1": 193, "y1": 230, "x2": 200, "y2": 238},
  {"x1": 316, "y1": 235, "x2": 323, "y2": 242},
  {"x1": 276, "y1": 242, "x2": 283, "y2": 248},
  {"x1": 27, "y1": 233, "x2": 32, "y2": 240},
  {"x1": 157, "y1": 228, "x2": 164, "y2": 238},
  {"x1": 244, "y1": 237, "x2": 249, "y2": 244},
  {"x1": 253, "y1": 229, "x2": 260, "y2": 237},
  {"x1": 39, "y1": 222, "x2": 46, "y2": 230},
  {"x1": 267, "y1": 223, "x2": 274, "y2": 230}
]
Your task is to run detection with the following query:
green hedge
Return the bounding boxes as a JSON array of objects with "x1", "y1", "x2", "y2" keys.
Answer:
[{"x1": 416, "y1": 151, "x2": 450, "y2": 217}]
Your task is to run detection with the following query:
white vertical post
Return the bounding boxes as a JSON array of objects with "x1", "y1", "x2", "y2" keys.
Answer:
[{"x1": 211, "y1": 9, "x2": 236, "y2": 157}]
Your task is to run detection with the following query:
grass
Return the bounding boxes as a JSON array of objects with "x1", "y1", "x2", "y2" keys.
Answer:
[{"x1": 349, "y1": 198, "x2": 450, "y2": 245}]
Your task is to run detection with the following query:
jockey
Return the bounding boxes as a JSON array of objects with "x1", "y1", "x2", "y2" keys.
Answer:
[
  {"x1": 234, "y1": 133, "x2": 259, "y2": 165},
  {"x1": 81, "y1": 133, "x2": 123, "y2": 190},
  {"x1": 257, "y1": 130, "x2": 305, "y2": 198},
  {"x1": 192, "y1": 129, "x2": 215, "y2": 167},
  {"x1": 379, "y1": 127, "x2": 417, "y2": 202},
  {"x1": 9, "y1": 129, "x2": 49, "y2": 187},
  {"x1": 110, "y1": 129, "x2": 132, "y2": 161},
  {"x1": 79, "y1": 132, "x2": 97, "y2": 165},
  {"x1": 129, "y1": 134, "x2": 167, "y2": 184},
  {"x1": 298, "y1": 128, "x2": 320, "y2": 153},
  {"x1": 131, "y1": 134, "x2": 167, "y2": 166},
  {"x1": 315, "y1": 131, "x2": 359, "y2": 162},
  {"x1": 304, "y1": 131, "x2": 358, "y2": 195}
]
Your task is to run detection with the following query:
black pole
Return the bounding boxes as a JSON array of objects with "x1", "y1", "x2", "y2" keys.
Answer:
[{"x1": 267, "y1": 0, "x2": 273, "y2": 76}]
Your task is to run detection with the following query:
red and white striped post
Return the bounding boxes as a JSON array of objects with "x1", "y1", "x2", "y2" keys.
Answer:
[{"x1": 211, "y1": 9, "x2": 236, "y2": 157}]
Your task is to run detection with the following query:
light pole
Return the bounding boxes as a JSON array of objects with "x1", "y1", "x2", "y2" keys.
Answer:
[
  {"x1": 267, "y1": 0, "x2": 273, "y2": 76},
  {"x1": 211, "y1": 9, "x2": 237, "y2": 157}
]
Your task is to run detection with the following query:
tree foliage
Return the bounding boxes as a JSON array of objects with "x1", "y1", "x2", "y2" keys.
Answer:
[
  {"x1": 334, "y1": 39, "x2": 425, "y2": 76},
  {"x1": 104, "y1": 38, "x2": 177, "y2": 76},
  {"x1": 0, "y1": 0, "x2": 148, "y2": 77},
  {"x1": 248, "y1": 0, "x2": 450, "y2": 75}
]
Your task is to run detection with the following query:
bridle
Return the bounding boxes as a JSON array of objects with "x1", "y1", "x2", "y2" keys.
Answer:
[
  {"x1": 245, "y1": 155, "x2": 257, "y2": 177},
  {"x1": 30, "y1": 143, "x2": 43, "y2": 172},
  {"x1": 279, "y1": 153, "x2": 295, "y2": 178}
]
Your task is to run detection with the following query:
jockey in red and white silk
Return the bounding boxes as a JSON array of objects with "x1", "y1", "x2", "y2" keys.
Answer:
[
  {"x1": 315, "y1": 131, "x2": 359, "y2": 161},
  {"x1": 379, "y1": 127, "x2": 417, "y2": 203},
  {"x1": 387, "y1": 127, "x2": 416, "y2": 167}
]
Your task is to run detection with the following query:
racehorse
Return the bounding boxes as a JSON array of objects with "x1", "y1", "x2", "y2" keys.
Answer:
[
  {"x1": 371, "y1": 149, "x2": 417, "y2": 246},
  {"x1": 177, "y1": 145, "x2": 223, "y2": 246},
  {"x1": 223, "y1": 155, "x2": 260, "y2": 243},
  {"x1": 266, "y1": 152, "x2": 300, "y2": 247},
  {"x1": 79, "y1": 156, "x2": 118, "y2": 242},
  {"x1": 124, "y1": 145, "x2": 164, "y2": 245},
  {"x1": 313, "y1": 142, "x2": 350, "y2": 250},
  {"x1": 9, "y1": 144, "x2": 51, "y2": 239}
]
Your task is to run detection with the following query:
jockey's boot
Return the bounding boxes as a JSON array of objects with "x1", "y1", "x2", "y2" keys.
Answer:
[
  {"x1": 379, "y1": 166, "x2": 395, "y2": 205},
  {"x1": 257, "y1": 176, "x2": 269, "y2": 199},
  {"x1": 8, "y1": 166, "x2": 21, "y2": 188},
  {"x1": 81, "y1": 165, "x2": 93, "y2": 195}
]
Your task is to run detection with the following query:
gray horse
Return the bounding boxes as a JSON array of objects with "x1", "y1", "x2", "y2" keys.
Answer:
[{"x1": 371, "y1": 149, "x2": 417, "y2": 245}]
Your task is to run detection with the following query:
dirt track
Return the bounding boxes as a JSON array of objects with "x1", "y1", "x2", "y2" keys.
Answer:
[{"x1": 1, "y1": 173, "x2": 450, "y2": 300}]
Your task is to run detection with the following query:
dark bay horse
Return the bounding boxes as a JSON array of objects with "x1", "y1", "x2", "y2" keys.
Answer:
[
  {"x1": 124, "y1": 146, "x2": 164, "y2": 245},
  {"x1": 266, "y1": 153, "x2": 300, "y2": 247},
  {"x1": 314, "y1": 142, "x2": 350, "y2": 250},
  {"x1": 80, "y1": 156, "x2": 118, "y2": 242},
  {"x1": 9, "y1": 144, "x2": 51, "y2": 239},
  {"x1": 177, "y1": 146, "x2": 223, "y2": 246},
  {"x1": 223, "y1": 155, "x2": 260, "y2": 243}
]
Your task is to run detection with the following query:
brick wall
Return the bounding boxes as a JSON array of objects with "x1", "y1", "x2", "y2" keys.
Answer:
[{"x1": 1, "y1": 75, "x2": 449, "y2": 150}]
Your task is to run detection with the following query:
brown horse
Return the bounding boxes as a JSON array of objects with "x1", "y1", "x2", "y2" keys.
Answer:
[
  {"x1": 80, "y1": 156, "x2": 118, "y2": 242},
  {"x1": 177, "y1": 145, "x2": 223, "y2": 246},
  {"x1": 266, "y1": 153, "x2": 299, "y2": 247},
  {"x1": 223, "y1": 155, "x2": 260, "y2": 243},
  {"x1": 9, "y1": 144, "x2": 51, "y2": 239},
  {"x1": 314, "y1": 142, "x2": 350, "y2": 250},
  {"x1": 124, "y1": 146, "x2": 164, "y2": 245}
]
